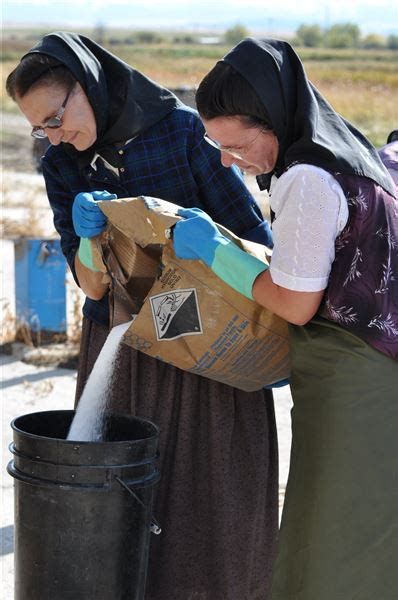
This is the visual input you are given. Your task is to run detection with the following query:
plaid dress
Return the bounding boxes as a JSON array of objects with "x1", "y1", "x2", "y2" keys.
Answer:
[{"x1": 42, "y1": 105, "x2": 278, "y2": 600}]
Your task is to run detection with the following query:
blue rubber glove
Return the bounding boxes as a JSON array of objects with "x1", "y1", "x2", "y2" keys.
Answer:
[
  {"x1": 173, "y1": 207, "x2": 268, "y2": 299},
  {"x1": 72, "y1": 190, "x2": 117, "y2": 271},
  {"x1": 72, "y1": 190, "x2": 117, "y2": 238},
  {"x1": 173, "y1": 207, "x2": 229, "y2": 264}
]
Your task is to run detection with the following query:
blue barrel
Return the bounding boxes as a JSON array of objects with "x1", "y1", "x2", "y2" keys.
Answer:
[{"x1": 14, "y1": 238, "x2": 67, "y2": 336}]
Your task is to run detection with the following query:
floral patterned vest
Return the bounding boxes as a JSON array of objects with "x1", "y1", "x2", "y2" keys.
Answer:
[{"x1": 321, "y1": 173, "x2": 398, "y2": 361}]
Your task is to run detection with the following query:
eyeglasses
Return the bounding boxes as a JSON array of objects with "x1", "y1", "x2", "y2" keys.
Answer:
[
  {"x1": 203, "y1": 128, "x2": 264, "y2": 161},
  {"x1": 31, "y1": 88, "x2": 73, "y2": 139}
]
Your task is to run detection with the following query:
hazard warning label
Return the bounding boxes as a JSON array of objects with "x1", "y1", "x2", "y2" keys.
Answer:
[{"x1": 149, "y1": 288, "x2": 203, "y2": 341}]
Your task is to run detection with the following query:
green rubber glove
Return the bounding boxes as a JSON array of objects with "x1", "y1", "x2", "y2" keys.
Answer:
[
  {"x1": 78, "y1": 236, "x2": 101, "y2": 272},
  {"x1": 211, "y1": 240, "x2": 268, "y2": 299}
]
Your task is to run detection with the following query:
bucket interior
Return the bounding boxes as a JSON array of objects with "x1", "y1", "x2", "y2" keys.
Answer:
[{"x1": 13, "y1": 410, "x2": 157, "y2": 442}]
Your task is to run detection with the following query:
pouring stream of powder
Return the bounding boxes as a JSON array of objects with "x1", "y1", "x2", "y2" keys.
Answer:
[{"x1": 67, "y1": 320, "x2": 133, "y2": 441}]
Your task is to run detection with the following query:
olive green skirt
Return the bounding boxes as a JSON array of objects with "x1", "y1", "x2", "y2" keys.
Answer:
[{"x1": 268, "y1": 316, "x2": 398, "y2": 600}]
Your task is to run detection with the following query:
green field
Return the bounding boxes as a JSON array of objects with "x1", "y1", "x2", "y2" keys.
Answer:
[{"x1": 2, "y1": 36, "x2": 397, "y2": 147}]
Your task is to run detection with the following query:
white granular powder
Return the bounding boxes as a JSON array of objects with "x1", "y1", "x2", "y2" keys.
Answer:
[{"x1": 67, "y1": 320, "x2": 133, "y2": 442}]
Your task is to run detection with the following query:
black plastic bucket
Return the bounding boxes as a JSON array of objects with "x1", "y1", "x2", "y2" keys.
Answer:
[{"x1": 7, "y1": 409, "x2": 160, "y2": 600}]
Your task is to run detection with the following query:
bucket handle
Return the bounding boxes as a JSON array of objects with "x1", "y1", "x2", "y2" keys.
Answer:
[{"x1": 114, "y1": 475, "x2": 161, "y2": 535}]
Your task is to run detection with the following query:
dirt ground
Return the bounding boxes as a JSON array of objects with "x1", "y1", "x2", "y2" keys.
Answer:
[
  {"x1": 1, "y1": 112, "x2": 56, "y2": 239},
  {"x1": 1, "y1": 112, "x2": 38, "y2": 173}
]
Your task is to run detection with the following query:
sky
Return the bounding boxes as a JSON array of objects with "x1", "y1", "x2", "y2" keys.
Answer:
[{"x1": 2, "y1": 0, "x2": 398, "y2": 35}]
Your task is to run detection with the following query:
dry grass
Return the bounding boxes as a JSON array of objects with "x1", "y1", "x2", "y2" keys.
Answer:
[
  {"x1": 1, "y1": 174, "x2": 46, "y2": 207},
  {"x1": 67, "y1": 288, "x2": 83, "y2": 345},
  {"x1": 2, "y1": 44, "x2": 397, "y2": 147},
  {"x1": 1, "y1": 217, "x2": 38, "y2": 238},
  {"x1": 0, "y1": 300, "x2": 18, "y2": 344},
  {"x1": 1, "y1": 171, "x2": 50, "y2": 238},
  {"x1": 310, "y1": 79, "x2": 397, "y2": 147}
]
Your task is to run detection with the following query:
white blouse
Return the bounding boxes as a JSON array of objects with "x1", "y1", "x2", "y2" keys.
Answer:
[{"x1": 269, "y1": 164, "x2": 349, "y2": 292}]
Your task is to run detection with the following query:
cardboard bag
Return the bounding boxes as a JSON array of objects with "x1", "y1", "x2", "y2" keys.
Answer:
[{"x1": 93, "y1": 196, "x2": 290, "y2": 392}]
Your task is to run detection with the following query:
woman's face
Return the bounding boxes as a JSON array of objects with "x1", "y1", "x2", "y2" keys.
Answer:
[
  {"x1": 17, "y1": 81, "x2": 97, "y2": 151},
  {"x1": 202, "y1": 115, "x2": 279, "y2": 176}
]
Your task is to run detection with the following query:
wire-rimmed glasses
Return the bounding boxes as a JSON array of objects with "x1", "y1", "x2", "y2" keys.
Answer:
[{"x1": 31, "y1": 87, "x2": 74, "y2": 139}]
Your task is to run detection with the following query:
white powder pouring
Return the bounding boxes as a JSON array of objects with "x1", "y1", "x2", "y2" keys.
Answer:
[{"x1": 67, "y1": 320, "x2": 133, "y2": 442}]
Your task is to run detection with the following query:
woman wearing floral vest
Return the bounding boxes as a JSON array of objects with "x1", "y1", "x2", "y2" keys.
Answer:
[{"x1": 172, "y1": 38, "x2": 398, "y2": 600}]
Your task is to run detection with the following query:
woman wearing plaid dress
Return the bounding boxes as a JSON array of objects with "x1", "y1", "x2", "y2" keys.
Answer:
[{"x1": 7, "y1": 32, "x2": 279, "y2": 599}]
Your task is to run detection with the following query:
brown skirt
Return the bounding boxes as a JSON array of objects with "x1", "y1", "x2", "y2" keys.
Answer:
[{"x1": 76, "y1": 317, "x2": 279, "y2": 600}]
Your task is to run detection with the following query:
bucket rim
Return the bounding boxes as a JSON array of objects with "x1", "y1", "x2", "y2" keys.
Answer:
[{"x1": 10, "y1": 409, "x2": 160, "y2": 445}]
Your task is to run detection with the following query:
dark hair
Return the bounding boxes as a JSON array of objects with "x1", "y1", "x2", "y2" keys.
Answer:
[
  {"x1": 6, "y1": 54, "x2": 75, "y2": 101},
  {"x1": 196, "y1": 62, "x2": 272, "y2": 130}
]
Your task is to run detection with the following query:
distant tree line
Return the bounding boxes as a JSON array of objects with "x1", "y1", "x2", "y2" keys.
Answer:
[
  {"x1": 92, "y1": 22, "x2": 398, "y2": 50},
  {"x1": 294, "y1": 23, "x2": 398, "y2": 49}
]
